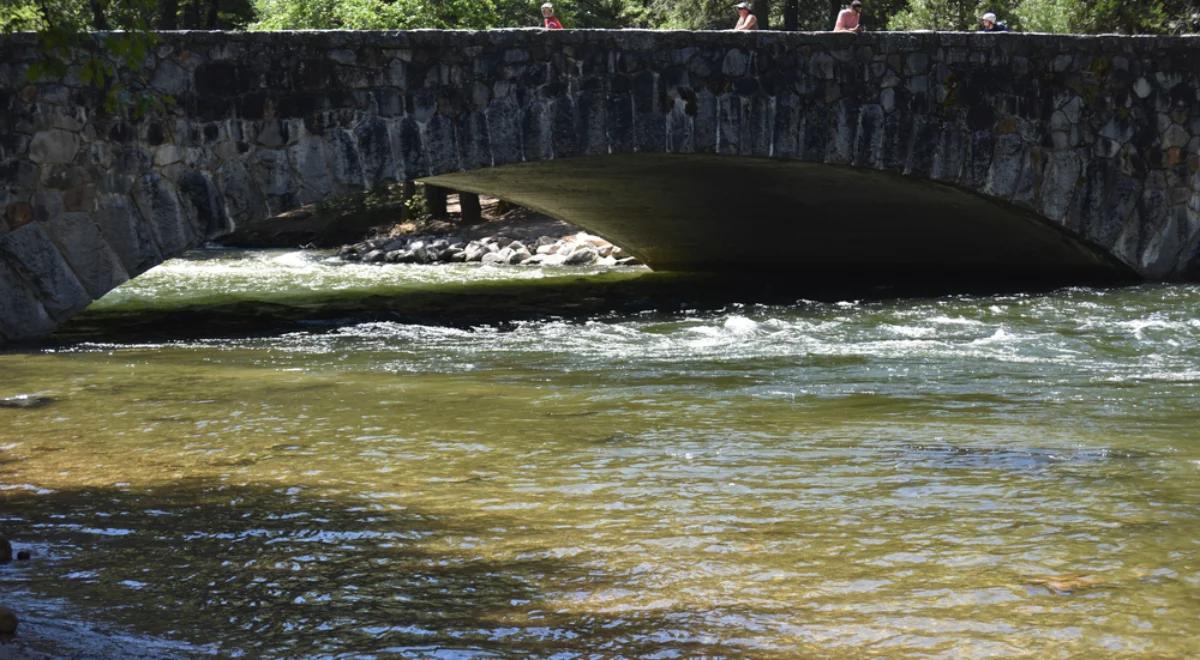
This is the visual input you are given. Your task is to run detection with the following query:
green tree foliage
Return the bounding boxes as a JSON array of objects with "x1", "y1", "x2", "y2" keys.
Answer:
[
  {"x1": 156, "y1": 0, "x2": 257, "y2": 29},
  {"x1": 563, "y1": 0, "x2": 636, "y2": 27},
  {"x1": 890, "y1": 0, "x2": 1008, "y2": 30},
  {"x1": 628, "y1": 0, "x2": 732, "y2": 29},
  {"x1": 0, "y1": 3, "x2": 52, "y2": 32},
  {"x1": 1, "y1": 0, "x2": 254, "y2": 32},
  {"x1": 595, "y1": 0, "x2": 910, "y2": 32},
  {"x1": 4, "y1": 0, "x2": 1195, "y2": 39},
  {"x1": 1008, "y1": 0, "x2": 1069, "y2": 32},
  {"x1": 1, "y1": 2, "x2": 167, "y2": 115},
  {"x1": 889, "y1": 0, "x2": 1196, "y2": 33},
  {"x1": 251, "y1": 0, "x2": 584, "y2": 30}
]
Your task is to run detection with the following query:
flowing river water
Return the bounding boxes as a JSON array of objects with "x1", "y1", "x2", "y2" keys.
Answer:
[{"x1": 1, "y1": 249, "x2": 1198, "y2": 657}]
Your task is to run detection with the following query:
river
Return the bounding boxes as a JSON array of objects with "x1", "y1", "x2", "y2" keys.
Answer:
[{"x1": 1, "y1": 249, "x2": 1198, "y2": 657}]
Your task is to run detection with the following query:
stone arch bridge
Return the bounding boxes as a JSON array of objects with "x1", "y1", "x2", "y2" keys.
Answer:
[{"x1": 1, "y1": 29, "x2": 1198, "y2": 342}]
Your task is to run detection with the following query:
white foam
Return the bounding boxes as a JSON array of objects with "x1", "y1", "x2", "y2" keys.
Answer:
[
  {"x1": 0, "y1": 483, "x2": 56, "y2": 495},
  {"x1": 929, "y1": 315, "x2": 984, "y2": 326},
  {"x1": 884, "y1": 324, "x2": 937, "y2": 339},
  {"x1": 971, "y1": 328, "x2": 1017, "y2": 345},
  {"x1": 269, "y1": 250, "x2": 318, "y2": 269},
  {"x1": 723, "y1": 316, "x2": 759, "y2": 335}
]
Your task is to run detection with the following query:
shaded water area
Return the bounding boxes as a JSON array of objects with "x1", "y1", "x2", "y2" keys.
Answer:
[{"x1": 2, "y1": 249, "x2": 1199, "y2": 656}]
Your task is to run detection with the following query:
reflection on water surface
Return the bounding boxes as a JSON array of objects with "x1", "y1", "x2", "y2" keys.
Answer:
[{"x1": 1, "y1": 249, "x2": 1198, "y2": 656}]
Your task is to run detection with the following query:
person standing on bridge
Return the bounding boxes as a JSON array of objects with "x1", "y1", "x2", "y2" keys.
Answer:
[
  {"x1": 541, "y1": 3, "x2": 564, "y2": 30},
  {"x1": 834, "y1": 0, "x2": 865, "y2": 33},
  {"x1": 979, "y1": 12, "x2": 1010, "y2": 32},
  {"x1": 733, "y1": 2, "x2": 758, "y2": 30}
]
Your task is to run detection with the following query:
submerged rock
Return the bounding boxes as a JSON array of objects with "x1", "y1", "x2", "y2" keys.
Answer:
[
  {"x1": 0, "y1": 395, "x2": 55, "y2": 409},
  {"x1": 16, "y1": 551, "x2": 30, "y2": 561},
  {"x1": 1025, "y1": 573, "x2": 1107, "y2": 594},
  {"x1": 0, "y1": 606, "x2": 19, "y2": 635}
]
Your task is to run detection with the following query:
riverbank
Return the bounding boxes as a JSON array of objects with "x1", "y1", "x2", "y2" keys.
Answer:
[{"x1": 336, "y1": 196, "x2": 643, "y2": 268}]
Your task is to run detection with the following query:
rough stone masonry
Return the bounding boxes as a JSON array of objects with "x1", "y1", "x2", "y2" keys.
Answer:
[{"x1": 0, "y1": 29, "x2": 1198, "y2": 342}]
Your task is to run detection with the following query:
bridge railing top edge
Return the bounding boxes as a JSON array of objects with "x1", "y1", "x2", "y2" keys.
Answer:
[{"x1": 2, "y1": 28, "x2": 1198, "y2": 44}]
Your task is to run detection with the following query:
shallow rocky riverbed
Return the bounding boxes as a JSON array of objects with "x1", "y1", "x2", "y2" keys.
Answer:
[{"x1": 338, "y1": 231, "x2": 643, "y2": 268}]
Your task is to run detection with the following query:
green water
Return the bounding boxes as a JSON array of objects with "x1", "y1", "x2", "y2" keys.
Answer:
[{"x1": 1, "y1": 249, "x2": 1198, "y2": 657}]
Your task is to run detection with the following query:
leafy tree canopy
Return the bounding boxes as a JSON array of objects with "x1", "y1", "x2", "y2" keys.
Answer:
[
  {"x1": 889, "y1": 0, "x2": 1197, "y2": 33},
  {"x1": 1, "y1": 0, "x2": 255, "y2": 33},
  {"x1": 2, "y1": 0, "x2": 1196, "y2": 37}
]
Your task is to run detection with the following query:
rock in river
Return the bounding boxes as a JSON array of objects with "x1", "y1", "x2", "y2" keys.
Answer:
[
  {"x1": 0, "y1": 394, "x2": 55, "y2": 409},
  {"x1": 341, "y1": 230, "x2": 642, "y2": 268},
  {"x1": 0, "y1": 606, "x2": 18, "y2": 635}
]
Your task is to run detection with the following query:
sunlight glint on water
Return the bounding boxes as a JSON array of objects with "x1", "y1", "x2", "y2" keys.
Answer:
[{"x1": 1, "y1": 249, "x2": 1198, "y2": 657}]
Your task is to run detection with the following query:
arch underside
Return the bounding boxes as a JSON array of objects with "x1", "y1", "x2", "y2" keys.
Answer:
[{"x1": 425, "y1": 154, "x2": 1133, "y2": 283}]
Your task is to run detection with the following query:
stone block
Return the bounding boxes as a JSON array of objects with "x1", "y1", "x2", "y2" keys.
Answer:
[
  {"x1": 930, "y1": 127, "x2": 966, "y2": 183},
  {"x1": 965, "y1": 130, "x2": 995, "y2": 189},
  {"x1": 904, "y1": 117, "x2": 937, "y2": 178},
  {"x1": 666, "y1": 103, "x2": 694, "y2": 154},
  {"x1": 215, "y1": 162, "x2": 269, "y2": 234},
  {"x1": 721, "y1": 49, "x2": 750, "y2": 78},
  {"x1": 551, "y1": 97, "x2": 581, "y2": 159},
  {"x1": 1086, "y1": 170, "x2": 1140, "y2": 248},
  {"x1": 355, "y1": 116, "x2": 400, "y2": 186},
  {"x1": 28, "y1": 129, "x2": 80, "y2": 165},
  {"x1": 94, "y1": 193, "x2": 161, "y2": 277},
  {"x1": 521, "y1": 101, "x2": 553, "y2": 163},
  {"x1": 151, "y1": 59, "x2": 190, "y2": 95},
  {"x1": 178, "y1": 171, "x2": 232, "y2": 239},
  {"x1": 395, "y1": 116, "x2": 430, "y2": 178},
  {"x1": 41, "y1": 212, "x2": 129, "y2": 299},
  {"x1": 288, "y1": 135, "x2": 335, "y2": 203},
  {"x1": 853, "y1": 104, "x2": 885, "y2": 169},
  {"x1": 425, "y1": 115, "x2": 461, "y2": 176},
  {"x1": 575, "y1": 90, "x2": 610, "y2": 157},
  {"x1": 132, "y1": 173, "x2": 195, "y2": 258},
  {"x1": 0, "y1": 223, "x2": 92, "y2": 320},
  {"x1": 1039, "y1": 150, "x2": 1082, "y2": 223},
  {"x1": 985, "y1": 133, "x2": 1025, "y2": 199},
  {"x1": 828, "y1": 99, "x2": 857, "y2": 165},
  {"x1": 0, "y1": 256, "x2": 57, "y2": 340},
  {"x1": 716, "y1": 94, "x2": 745, "y2": 156},
  {"x1": 4, "y1": 202, "x2": 33, "y2": 230},
  {"x1": 330, "y1": 129, "x2": 366, "y2": 188},
  {"x1": 253, "y1": 148, "x2": 296, "y2": 200},
  {"x1": 692, "y1": 89, "x2": 718, "y2": 154}
]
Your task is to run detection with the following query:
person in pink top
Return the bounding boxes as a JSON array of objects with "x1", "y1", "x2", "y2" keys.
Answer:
[
  {"x1": 541, "y1": 3, "x2": 564, "y2": 29},
  {"x1": 834, "y1": 0, "x2": 865, "y2": 33}
]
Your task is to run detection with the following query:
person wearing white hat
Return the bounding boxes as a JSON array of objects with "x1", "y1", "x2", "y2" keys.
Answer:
[
  {"x1": 733, "y1": 2, "x2": 758, "y2": 30},
  {"x1": 979, "y1": 11, "x2": 1010, "y2": 32}
]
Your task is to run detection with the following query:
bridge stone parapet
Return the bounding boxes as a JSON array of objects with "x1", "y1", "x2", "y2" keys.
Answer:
[{"x1": 1, "y1": 29, "x2": 1199, "y2": 342}]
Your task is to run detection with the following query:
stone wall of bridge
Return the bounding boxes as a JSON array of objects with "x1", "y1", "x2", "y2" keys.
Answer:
[{"x1": 1, "y1": 29, "x2": 1199, "y2": 341}]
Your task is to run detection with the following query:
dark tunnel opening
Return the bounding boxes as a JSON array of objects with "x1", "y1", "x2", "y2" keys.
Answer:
[{"x1": 424, "y1": 154, "x2": 1137, "y2": 288}]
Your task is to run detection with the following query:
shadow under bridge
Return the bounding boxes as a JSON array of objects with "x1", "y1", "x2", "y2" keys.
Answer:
[{"x1": 425, "y1": 153, "x2": 1133, "y2": 284}]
